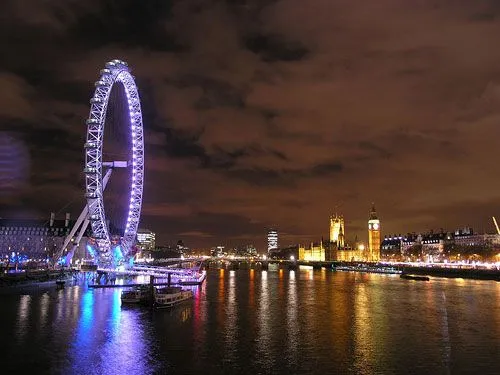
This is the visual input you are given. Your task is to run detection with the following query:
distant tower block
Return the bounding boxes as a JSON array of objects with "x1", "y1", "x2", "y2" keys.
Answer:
[
  {"x1": 368, "y1": 204, "x2": 381, "y2": 262},
  {"x1": 329, "y1": 214, "x2": 345, "y2": 248},
  {"x1": 267, "y1": 229, "x2": 278, "y2": 253}
]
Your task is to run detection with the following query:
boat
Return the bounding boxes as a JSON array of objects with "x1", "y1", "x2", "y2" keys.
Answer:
[
  {"x1": 333, "y1": 265, "x2": 402, "y2": 275},
  {"x1": 121, "y1": 285, "x2": 150, "y2": 304},
  {"x1": 400, "y1": 274, "x2": 430, "y2": 281},
  {"x1": 80, "y1": 259, "x2": 98, "y2": 271},
  {"x1": 154, "y1": 286, "x2": 193, "y2": 308}
]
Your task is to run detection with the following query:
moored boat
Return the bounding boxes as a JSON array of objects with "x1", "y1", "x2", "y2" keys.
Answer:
[
  {"x1": 334, "y1": 265, "x2": 402, "y2": 275},
  {"x1": 154, "y1": 286, "x2": 193, "y2": 308},
  {"x1": 80, "y1": 259, "x2": 98, "y2": 271},
  {"x1": 121, "y1": 285, "x2": 150, "y2": 304},
  {"x1": 400, "y1": 274, "x2": 430, "y2": 281}
]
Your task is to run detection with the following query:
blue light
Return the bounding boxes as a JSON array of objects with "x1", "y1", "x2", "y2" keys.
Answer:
[
  {"x1": 86, "y1": 244, "x2": 96, "y2": 258},
  {"x1": 114, "y1": 245, "x2": 123, "y2": 261},
  {"x1": 72, "y1": 290, "x2": 94, "y2": 364},
  {"x1": 112, "y1": 245, "x2": 124, "y2": 269}
]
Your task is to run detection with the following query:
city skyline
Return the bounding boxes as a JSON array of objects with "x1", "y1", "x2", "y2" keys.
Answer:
[{"x1": 2, "y1": 1, "x2": 500, "y2": 250}]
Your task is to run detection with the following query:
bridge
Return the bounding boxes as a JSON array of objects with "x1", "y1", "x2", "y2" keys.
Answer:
[
  {"x1": 206, "y1": 257, "x2": 342, "y2": 270},
  {"x1": 96, "y1": 267, "x2": 206, "y2": 285},
  {"x1": 88, "y1": 259, "x2": 207, "y2": 286}
]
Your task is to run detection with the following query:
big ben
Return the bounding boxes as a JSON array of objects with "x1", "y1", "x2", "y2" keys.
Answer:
[{"x1": 368, "y1": 204, "x2": 381, "y2": 262}]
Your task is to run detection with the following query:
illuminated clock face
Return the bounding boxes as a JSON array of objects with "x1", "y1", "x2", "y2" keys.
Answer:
[{"x1": 373, "y1": 223, "x2": 379, "y2": 230}]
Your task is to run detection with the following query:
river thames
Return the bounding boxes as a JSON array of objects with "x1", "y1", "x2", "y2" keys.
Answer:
[{"x1": 0, "y1": 268, "x2": 499, "y2": 374}]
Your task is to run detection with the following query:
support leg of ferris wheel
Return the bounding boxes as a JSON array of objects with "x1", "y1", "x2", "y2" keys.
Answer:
[{"x1": 61, "y1": 164, "x2": 126, "y2": 266}]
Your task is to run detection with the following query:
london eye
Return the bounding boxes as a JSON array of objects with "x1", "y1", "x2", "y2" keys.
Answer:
[
  {"x1": 84, "y1": 59, "x2": 144, "y2": 266},
  {"x1": 57, "y1": 59, "x2": 144, "y2": 268}
]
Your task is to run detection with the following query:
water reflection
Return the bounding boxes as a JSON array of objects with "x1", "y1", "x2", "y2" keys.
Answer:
[
  {"x1": 72, "y1": 289, "x2": 94, "y2": 366},
  {"x1": 3, "y1": 269, "x2": 500, "y2": 374},
  {"x1": 286, "y1": 270, "x2": 298, "y2": 369},
  {"x1": 179, "y1": 305, "x2": 192, "y2": 323},
  {"x1": 217, "y1": 269, "x2": 225, "y2": 328},
  {"x1": 440, "y1": 292, "x2": 451, "y2": 374},
  {"x1": 353, "y1": 282, "x2": 374, "y2": 373},
  {"x1": 249, "y1": 269, "x2": 255, "y2": 308},
  {"x1": 329, "y1": 272, "x2": 349, "y2": 363},
  {"x1": 193, "y1": 281, "x2": 206, "y2": 346},
  {"x1": 223, "y1": 269, "x2": 238, "y2": 364},
  {"x1": 256, "y1": 269, "x2": 273, "y2": 370},
  {"x1": 63, "y1": 288, "x2": 157, "y2": 374},
  {"x1": 94, "y1": 290, "x2": 153, "y2": 374},
  {"x1": 39, "y1": 292, "x2": 49, "y2": 328},
  {"x1": 320, "y1": 267, "x2": 326, "y2": 281},
  {"x1": 17, "y1": 294, "x2": 31, "y2": 343}
]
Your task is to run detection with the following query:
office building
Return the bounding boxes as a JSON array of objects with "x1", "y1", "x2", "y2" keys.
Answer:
[
  {"x1": 267, "y1": 229, "x2": 278, "y2": 253},
  {"x1": 137, "y1": 228, "x2": 156, "y2": 251}
]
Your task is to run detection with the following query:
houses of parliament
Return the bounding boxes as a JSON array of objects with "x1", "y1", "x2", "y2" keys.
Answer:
[{"x1": 298, "y1": 205, "x2": 381, "y2": 262}]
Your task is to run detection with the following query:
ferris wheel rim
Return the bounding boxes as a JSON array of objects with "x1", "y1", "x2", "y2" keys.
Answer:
[{"x1": 84, "y1": 59, "x2": 144, "y2": 261}]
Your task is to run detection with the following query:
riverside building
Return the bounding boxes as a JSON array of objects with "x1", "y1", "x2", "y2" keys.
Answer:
[{"x1": 0, "y1": 212, "x2": 90, "y2": 262}]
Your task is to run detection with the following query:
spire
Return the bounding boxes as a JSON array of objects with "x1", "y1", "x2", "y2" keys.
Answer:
[{"x1": 369, "y1": 203, "x2": 378, "y2": 220}]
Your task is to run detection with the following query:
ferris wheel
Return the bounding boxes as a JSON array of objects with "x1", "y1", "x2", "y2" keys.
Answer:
[
  {"x1": 83, "y1": 59, "x2": 145, "y2": 264},
  {"x1": 55, "y1": 59, "x2": 144, "y2": 268}
]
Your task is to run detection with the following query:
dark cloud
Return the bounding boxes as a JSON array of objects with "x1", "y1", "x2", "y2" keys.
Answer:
[
  {"x1": 244, "y1": 33, "x2": 309, "y2": 62},
  {"x1": 165, "y1": 75, "x2": 246, "y2": 109},
  {"x1": 2, "y1": 0, "x2": 500, "y2": 249},
  {"x1": 225, "y1": 161, "x2": 343, "y2": 187},
  {"x1": 163, "y1": 127, "x2": 207, "y2": 161},
  {"x1": 69, "y1": 1, "x2": 182, "y2": 51}
]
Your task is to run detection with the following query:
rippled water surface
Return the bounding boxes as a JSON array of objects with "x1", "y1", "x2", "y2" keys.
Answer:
[{"x1": 0, "y1": 268, "x2": 499, "y2": 374}]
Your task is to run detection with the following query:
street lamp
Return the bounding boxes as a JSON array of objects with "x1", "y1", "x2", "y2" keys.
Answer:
[{"x1": 290, "y1": 255, "x2": 295, "y2": 261}]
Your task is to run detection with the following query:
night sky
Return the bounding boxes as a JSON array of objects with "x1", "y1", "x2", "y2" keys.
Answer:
[{"x1": 1, "y1": 0, "x2": 500, "y2": 251}]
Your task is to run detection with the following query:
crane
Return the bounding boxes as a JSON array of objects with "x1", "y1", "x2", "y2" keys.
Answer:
[{"x1": 492, "y1": 216, "x2": 500, "y2": 235}]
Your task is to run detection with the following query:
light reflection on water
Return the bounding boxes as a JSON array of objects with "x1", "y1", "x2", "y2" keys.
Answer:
[
  {"x1": 66, "y1": 288, "x2": 157, "y2": 375},
  {"x1": 256, "y1": 268, "x2": 272, "y2": 370},
  {"x1": 286, "y1": 270, "x2": 298, "y2": 369},
  {"x1": 353, "y1": 282, "x2": 373, "y2": 373},
  {"x1": 16, "y1": 294, "x2": 31, "y2": 343},
  {"x1": 1, "y1": 270, "x2": 500, "y2": 374},
  {"x1": 223, "y1": 269, "x2": 238, "y2": 365}
]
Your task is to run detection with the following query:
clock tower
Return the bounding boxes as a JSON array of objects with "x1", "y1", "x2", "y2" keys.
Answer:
[{"x1": 368, "y1": 204, "x2": 381, "y2": 262}]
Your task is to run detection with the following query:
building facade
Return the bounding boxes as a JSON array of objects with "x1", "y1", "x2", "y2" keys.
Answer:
[
  {"x1": 329, "y1": 214, "x2": 345, "y2": 248},
  {"x1": 0, "y1": 213, "x2": 91, "y2": 263},
  {"x1": 336, "y1": 246, "x2": 366, "y2": 262},
  {"x1": 298, "y1": 241, "x2": 325, "y2": 261},
  {"x1": 382, "y1": 228, "x2": 500, "y2": 262},
  {"x1": 327, "y1": 213, "x2": 368, "y2": 261},
  {"x1": 136, "y1": 228, "x2": 156, "y2": 251}
]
